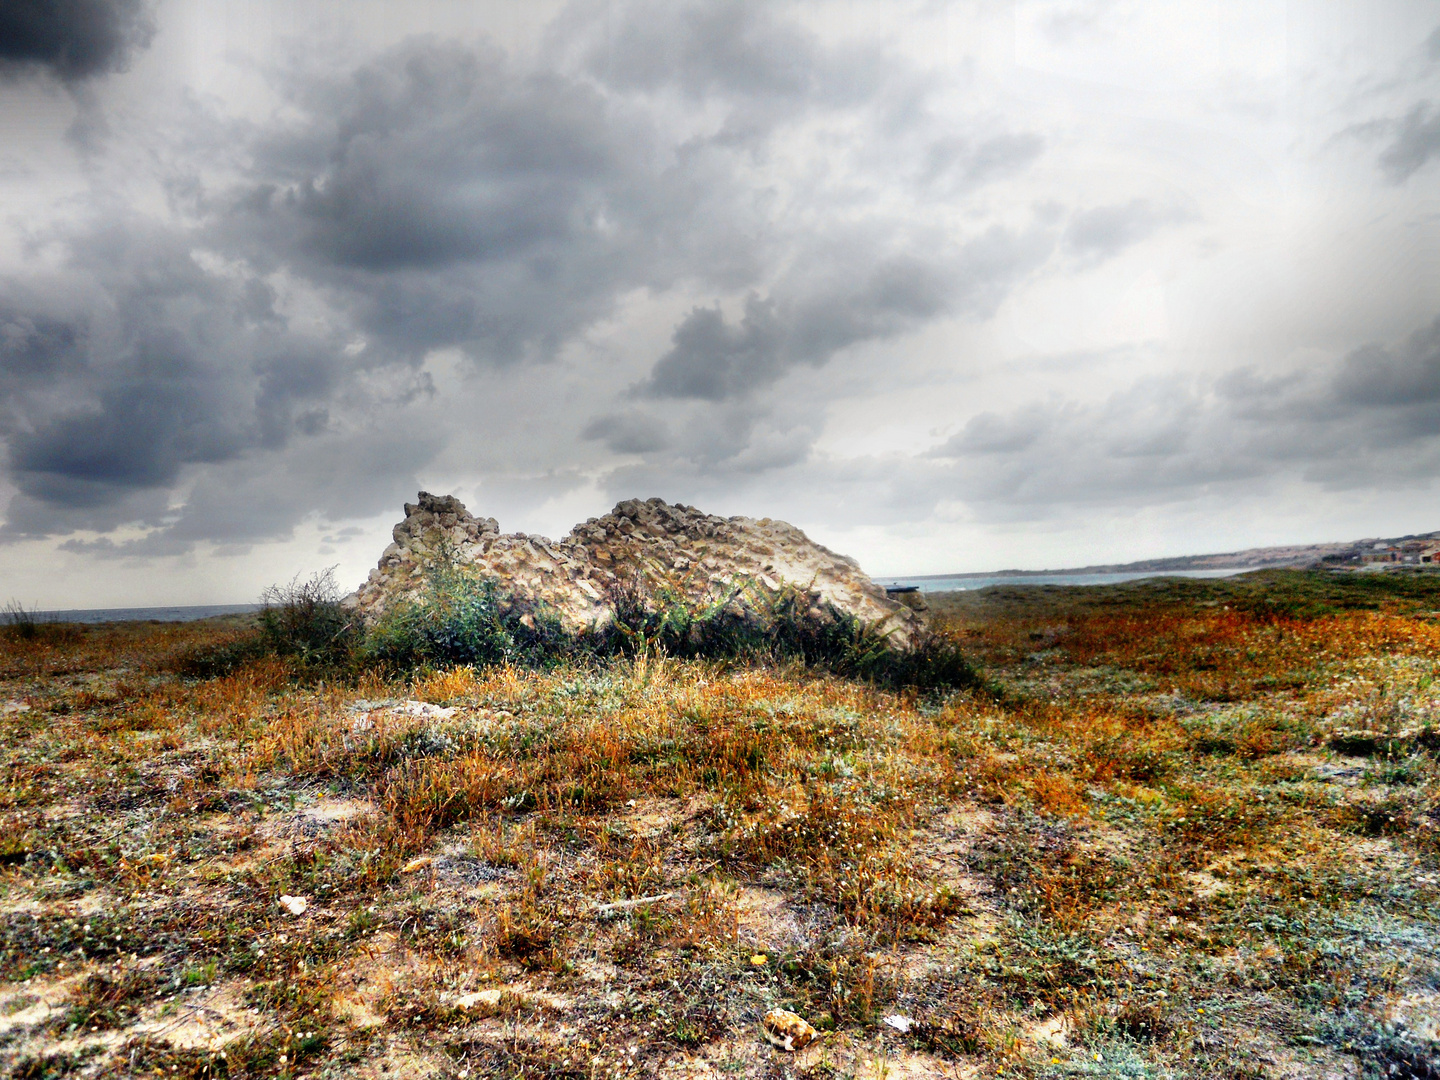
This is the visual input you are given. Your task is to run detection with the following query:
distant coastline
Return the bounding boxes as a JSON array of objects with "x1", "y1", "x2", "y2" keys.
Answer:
[
  {"x1": 876, "y1": 568, "x2": 1249, "y2": 593},
  {"x1": 31, "y1": 604, "x2": 258, "y2": 625},
  {"x1": 891, "y1": 565, "x2": 1261, "y2": 581},
  {"x1": 878, "y1": 526, "x2": 1440, "y2": 582}
]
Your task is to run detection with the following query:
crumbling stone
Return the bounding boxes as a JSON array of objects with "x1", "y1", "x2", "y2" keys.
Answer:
[{"x1": 346, "y1": 492, "x2": 924, "y2": 644}]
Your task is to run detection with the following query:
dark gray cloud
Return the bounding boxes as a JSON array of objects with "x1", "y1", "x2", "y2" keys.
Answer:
[
  {"x1": 644, "y1": 226, "x2": 1053, "y2": 401},
  {"x1": 0, "y1": 299, "x2": 87, "y2": 383},
  {"x1": 582, "y1": 411, "x2": 671, "y2": 454},
  {"x1": 1360, "y1": 23, "x2": 1440, "y2": 184},
  {"x1": 1063, "y1": 199, "x2": 1195, "y2": 263},
  {"x1": 1378, "y1": 101, "x2": 1440, "y2": 183},
  {"x1": 225, "y1": 40, "x2": 653, "y2": 365},
  {"x1": 1328, "y1": 315, "x2": 1440, "y2": 446},
  {"x1": 0, "y1": 0, "x2": 154, "y2": 82},
  {"x1": 220, "y1": 9, "x2": 989, "y2": 381},
  {"x1": 221, "y1": 34, "x2": 787, "y2": 369},
  {"x1": 53, "y1": 425, "x2": 440, "y2": 558},
  {"x1": 0, "y1": 215, "x2": 433, "y2": 543},
  {"x1": 208, "y1": 16, "x2": 1049, "y2": 460},
  {"x1": 644, "y1": 297, "x2": 783, "y2": 401}
]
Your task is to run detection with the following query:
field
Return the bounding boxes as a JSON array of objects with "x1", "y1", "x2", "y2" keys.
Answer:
[{"x1": 0, "y1": 569, "x2": 1437, "y2": 1078}]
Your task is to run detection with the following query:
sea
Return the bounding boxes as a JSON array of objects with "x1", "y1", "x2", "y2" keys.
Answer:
[
  {"x1": 875, "y1": 567, "x2": 1250, "y2": 593},
  {"x1": 31, "y1": 604, "x2": 259, "y2": 625}
]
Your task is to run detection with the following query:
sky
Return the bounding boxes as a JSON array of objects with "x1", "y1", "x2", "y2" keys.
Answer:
[{"x1": 1, "y1": 0, "x2": 1439, "y2": 607}]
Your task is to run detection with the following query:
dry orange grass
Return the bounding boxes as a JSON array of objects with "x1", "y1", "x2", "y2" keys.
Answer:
[{"x1": 0, "y1": 577, "x2": 1436, "y2": 1077}]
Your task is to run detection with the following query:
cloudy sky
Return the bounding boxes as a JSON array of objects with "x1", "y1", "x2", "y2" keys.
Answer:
[{"x1": 2, "y1": 0, "x2": 1439, "y2": 607}]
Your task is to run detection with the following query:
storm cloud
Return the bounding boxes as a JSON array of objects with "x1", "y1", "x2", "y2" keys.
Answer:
[
  {"x1": 643, "y1": 225, "x2": 1053, "y2": 401},
  {"x1": 0, "y1": 216, "x2": 426, "y2": 542},
  {"x1": 13, "y1": 2, "x2": 1018, "y2": 544},
  {"x1": 0, "y1": 0, "x2": 154, "y2": 82}
]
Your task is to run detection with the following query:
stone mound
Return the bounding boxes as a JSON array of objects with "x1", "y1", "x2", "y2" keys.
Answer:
[{"x1": 346, "y1": 492, "x2": 924, "y2": 645}]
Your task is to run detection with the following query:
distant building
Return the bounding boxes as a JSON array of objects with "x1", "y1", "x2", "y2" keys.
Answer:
[{"x1": 1362, "y1": 546, "x2": 1400, "y2": 564}]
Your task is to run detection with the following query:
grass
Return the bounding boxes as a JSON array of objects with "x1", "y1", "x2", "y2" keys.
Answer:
[
  {"x1": 1, "y1": 600, "x2": 40, "y2": 642},
  {"x1": 1, "y1": 601, "x2": 81, "y2": 649},
  {"x1": 0, "y1": 568, "x2": 1434, "y2": 1077}
]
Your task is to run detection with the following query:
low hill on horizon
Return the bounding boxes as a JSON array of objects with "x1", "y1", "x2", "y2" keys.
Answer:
[{"x1": 891, "y1": 528, "x2": 1440, "y2": 580}]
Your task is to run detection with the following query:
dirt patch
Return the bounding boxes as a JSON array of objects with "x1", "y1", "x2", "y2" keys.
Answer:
[
  {"x1": 294, "y1": 797, "x2": 375, "y2": 831},
  {"x1": 735, "y1": 887, "x2": 822, "y2": 954},
  {"x1": 129, "y1": 979, "x2": 262, "y2": 1050},
  {"x1": 1023, "y1": 1013, "x2": 1070, "y2": 1049},
  {"x1": 0, "y1": 972, "x2": 84, "y2": 1036},
  {"x1": 614, "y1": 797, "x2": 690, "y2": 838}
]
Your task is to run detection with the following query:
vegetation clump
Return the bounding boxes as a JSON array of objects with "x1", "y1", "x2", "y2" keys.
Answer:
[
  {"x1": 1, "y1": 600, "x2": 80, "y2": 646},
  {"x1": 257, "y1": 567, "x2": 358, "y2": 664},
  {"x1": 1, "y1": 600, "x2": 40, "y2": 641},
  {"x1": 222, "y1": 564, "x2": 981, "y2": 693}
]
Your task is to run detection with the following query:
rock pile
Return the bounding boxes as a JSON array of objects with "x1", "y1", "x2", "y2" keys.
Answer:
[{"x1": 346, "y1": 492, "x2": 924, "y2": 644}]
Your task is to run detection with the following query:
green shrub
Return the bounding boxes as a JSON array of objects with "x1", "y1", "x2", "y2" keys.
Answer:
[
  {"x1": 1, "y1": 600, "x2": 81, "y2": 645},
  {"x1": 257, "y1": 567, "x2": 358, "y2": 667},
  {"x1": 603, "y1": 573, "x2": 980, "y2": 692},
  {"x1": 362, "y1": 569, "x2": 579, "y2": 669}
]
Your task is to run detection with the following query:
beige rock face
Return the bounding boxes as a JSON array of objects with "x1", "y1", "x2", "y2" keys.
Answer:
[
  {"x1": 761, "y1": 1007, "x2": 819, "y2": 1051},
  {"x1": 346, "y1": 492, "x2": 923, "y2": 645}
]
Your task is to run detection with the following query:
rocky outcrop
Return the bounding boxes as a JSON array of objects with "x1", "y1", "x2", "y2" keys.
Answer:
[{"x1": 346, "y1": 492, "x2": 924, "y2": 644}]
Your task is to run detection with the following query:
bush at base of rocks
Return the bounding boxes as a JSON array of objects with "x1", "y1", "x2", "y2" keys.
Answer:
[{"x1": 358, "y1": 566, "x2": 980, "y2": 693}]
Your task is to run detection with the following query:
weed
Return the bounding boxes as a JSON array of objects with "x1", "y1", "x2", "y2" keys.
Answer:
[
  {"x1": 259, "y1": 567, "x2": 358, "y2": 668},
  {"x1": 2, "y1": 600, "x2": 39, "y2": 641}
]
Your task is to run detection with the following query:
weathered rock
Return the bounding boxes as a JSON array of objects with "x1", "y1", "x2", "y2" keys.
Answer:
[
  {"x1": 346, "y1": 492, "x2": 924, "y2": 644},
  {"x1": 762, "y1": 1007, "x2": 818, "y2": 1051}
]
